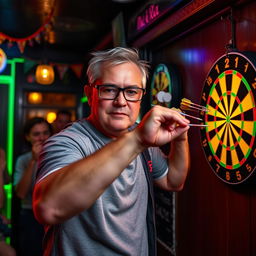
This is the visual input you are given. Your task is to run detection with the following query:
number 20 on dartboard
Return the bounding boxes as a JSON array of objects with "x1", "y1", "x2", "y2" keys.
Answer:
[{"x1": 200, "y1": 52, "x2": 256, "y2": 184}]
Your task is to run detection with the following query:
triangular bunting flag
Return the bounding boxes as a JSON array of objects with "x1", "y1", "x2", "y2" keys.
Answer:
[
  {"x1": 24, "y1": 59, "x2": 37, "y2": 73},
  {"x1": 56, "y1": 65, "x2": 68, "y2": 80},
  {"x1": 28, "y1": 39, "x2": 34, "y2": 47},
  {"x1": 7, "y1": 41, "x2": 13, "y2": 48},
  {"x1": 17, "y1": 41, "x2": 26, "y2": 53},
  {"x1": 35, "y1": 34, "x2": 41, "y2": 44},
  {"x1": 70, "y1": 64, "x2": 83, "y2": 78}
]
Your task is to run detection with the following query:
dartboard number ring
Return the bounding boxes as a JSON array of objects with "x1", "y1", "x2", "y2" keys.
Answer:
[{"x1": 200, "y1": 52, "x2": 256, "y2": 184}]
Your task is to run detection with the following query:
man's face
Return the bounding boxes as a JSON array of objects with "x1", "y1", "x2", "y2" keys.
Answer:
[{"x1": 88, "y1": 62, "x2": 144, "y2": 137}]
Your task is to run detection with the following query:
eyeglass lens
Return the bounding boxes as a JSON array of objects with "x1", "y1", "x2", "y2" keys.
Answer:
[{"x1": 98, "y1": 85, "x2": 144, "y2": 101}]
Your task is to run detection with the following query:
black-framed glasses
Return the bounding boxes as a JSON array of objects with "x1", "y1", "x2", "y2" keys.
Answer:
[{"x1": 94, "y1": 84, "x2": 145, "y2": 102}]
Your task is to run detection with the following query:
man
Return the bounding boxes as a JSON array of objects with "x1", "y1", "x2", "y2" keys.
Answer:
[
  {"x1": 33, "y1": 47, "x2": 190, "y2": 256},
  {"x1": 52, "y1": 110, "x2": 72, "y2": 134}
]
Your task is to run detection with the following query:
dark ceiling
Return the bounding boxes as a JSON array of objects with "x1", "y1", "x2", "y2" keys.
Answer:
[{"x1": 0, "y1": 0, "x2": 146, "y2": 63}]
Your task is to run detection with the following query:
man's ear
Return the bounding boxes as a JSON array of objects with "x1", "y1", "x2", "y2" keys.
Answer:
[{"x1": 84, "y1": 85, "x2": 92, "y2": 105}]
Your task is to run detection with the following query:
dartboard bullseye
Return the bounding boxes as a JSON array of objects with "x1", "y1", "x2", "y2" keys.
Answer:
[{"x1": 200, "y1": 52, "x2": 256, "y2": 184}]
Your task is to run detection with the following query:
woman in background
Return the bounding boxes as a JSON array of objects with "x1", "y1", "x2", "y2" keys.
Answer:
[{"x1": 14, "y1": 117, "x2": 52, "y2": 256}]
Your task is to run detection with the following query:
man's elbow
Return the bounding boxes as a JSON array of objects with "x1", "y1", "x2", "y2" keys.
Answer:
[
  {"x1": 33, "y1": 186, "x2": 60, "y2": 225},
  {"x1": 172, "y1": 183, "x2": 184, "y2": 192},
  {"x1": 166, "y1": 180, "x2": 185, "y2": 192},
  {"x1": 33, "y1": 198, "x2": 57, "y2": 225}
]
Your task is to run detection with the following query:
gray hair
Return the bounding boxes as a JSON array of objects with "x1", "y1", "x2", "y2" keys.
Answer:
[{"x1": 86, "y1": 47, "x2": 150, "y2": 88}]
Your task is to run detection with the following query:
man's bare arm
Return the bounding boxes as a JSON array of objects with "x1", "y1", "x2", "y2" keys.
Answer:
[
  {"x1": 154, "y1": 136, "x2": 190, "y2": 191},
  {"x1": 33, "y1": 131, "x2": 144, "y2": 225}
]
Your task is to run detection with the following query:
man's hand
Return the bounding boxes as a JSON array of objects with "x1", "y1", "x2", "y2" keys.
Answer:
[{"x1": 136, "y1": 105, "x2": 190, "y2": 147}]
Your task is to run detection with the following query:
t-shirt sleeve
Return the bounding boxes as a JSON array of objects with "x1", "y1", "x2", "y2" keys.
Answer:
[
  {"x1": 36, "y1": 131, "x2": 87, "y2": 183},
  {"x1": 149, "y1": 147, "x2": 168, "y2": 180}
]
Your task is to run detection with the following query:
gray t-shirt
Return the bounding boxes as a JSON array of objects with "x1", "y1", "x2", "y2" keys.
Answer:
[{"x1": 36, "y1": 119, "x2": 168, "y2": 256}]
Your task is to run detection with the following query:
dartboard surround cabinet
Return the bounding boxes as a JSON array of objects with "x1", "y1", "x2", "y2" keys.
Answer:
[{"x1": 200, "y1": 52, "x2": 256, "y2": 184}]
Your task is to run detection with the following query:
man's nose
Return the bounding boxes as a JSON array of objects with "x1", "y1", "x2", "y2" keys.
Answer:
[{"x1": 113, "y1": 90, "x2": 127, "y2": 105}]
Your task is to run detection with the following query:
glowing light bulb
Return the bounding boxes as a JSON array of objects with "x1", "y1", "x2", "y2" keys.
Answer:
[
  {"x1": 35, "y1": 65, "x2": 55, "y2": 85},
  {"x1": 47, "y1": 112, "x2": 57, "y2": 123},
  {"x1": 28, "y1": 92, "x2": 43, "y2": 104}
]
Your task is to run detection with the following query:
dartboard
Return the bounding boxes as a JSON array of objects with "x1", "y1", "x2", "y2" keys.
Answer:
[
  {"x1": 150, "y1": 63, "x2": 182, "y2": 108},
  {"x1": 200, "y1": 52, "x2": 256, "y2": 184},
  {"x1": 151, "y1": 64, "x2": 172, "y2": 107}
]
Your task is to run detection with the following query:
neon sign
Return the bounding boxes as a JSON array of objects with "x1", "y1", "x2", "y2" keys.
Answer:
[
  {"x1": 137, "y1": 4, "x2": 160, "y2": 31},
  {"x1": 128, "y1": 0, "x2": 192, "y2": 39},
  {"x1": 0, "y1": 48, "x2": 7, "y2": 73}
]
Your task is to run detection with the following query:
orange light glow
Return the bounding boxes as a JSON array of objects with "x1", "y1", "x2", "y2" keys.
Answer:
[
  {"x1": 28, "y1": 92, "x2": 43, "y2": 104},
  {"x1": 46, "y1": 112, "x2": 57, "y2": 123},
  {"x1": 35, "y1": 64, "x2": 55, "y2": 85}
]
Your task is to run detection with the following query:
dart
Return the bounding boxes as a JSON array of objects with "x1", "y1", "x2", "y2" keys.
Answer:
[
  {"x1": 181, "y1": 98, "x2": 208, "y2": 112},
  {"x1": 151, "y1": 104, "x2": 205, "y2": 127},
  {"x1": 180, "y1": 103, "x2": 203, "y2": 112},
  {"x1": 179, "y1": 112, "x2": 203, "y2": 121},
  {"x1": 181, "y1": 98, "x2": 208, "y2": 110},
  {"x1": 153, "y1": 105, "x2": 203, "y2": 121},
  {"x1": 180, "y1": 102, "x2": 207, "y2": 112},
  {"x1": 188, "y1": 124, "x2": 208, "y2": 127}
]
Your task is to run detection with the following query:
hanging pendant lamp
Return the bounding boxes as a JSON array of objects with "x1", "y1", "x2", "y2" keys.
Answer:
[{"x1": 35, "y1": 64, "x2": 55, "y2": 85}]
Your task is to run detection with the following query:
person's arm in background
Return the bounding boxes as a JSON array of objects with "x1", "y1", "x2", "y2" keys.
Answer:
[
  {"x1": 0, "y1": 148, "x2": 6, "y2": 209},
  {"x1": 0, "y1": 148, "x2": 10, "y2": 224},
  {"x1": 15, "y1": 142, "x2": 42, "y2": 199}
]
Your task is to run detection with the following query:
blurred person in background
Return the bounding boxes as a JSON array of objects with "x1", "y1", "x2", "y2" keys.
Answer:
[
  {"x1": 0, "y1": 148, "x2": 16, "y2": 256},
  {"x1": 52, "y1": 109, "x2": 72, "y2": 134},
  {"x1": 14, "y1": 117, "x2": 52, "y2": 256}
]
